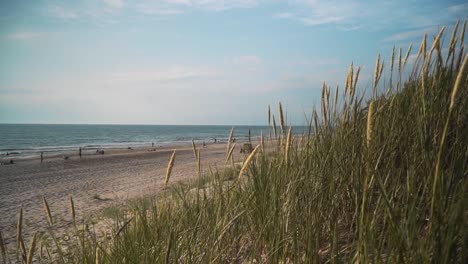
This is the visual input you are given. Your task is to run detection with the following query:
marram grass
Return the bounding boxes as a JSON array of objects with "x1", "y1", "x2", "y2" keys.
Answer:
[{"x1": 4, "y1": 22, "x2": 467, "y2": 263}]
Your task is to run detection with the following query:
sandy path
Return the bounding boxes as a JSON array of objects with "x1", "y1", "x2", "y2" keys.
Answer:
[{"x1": 0, "y1": 142, "x2": 233, "y2": 249}]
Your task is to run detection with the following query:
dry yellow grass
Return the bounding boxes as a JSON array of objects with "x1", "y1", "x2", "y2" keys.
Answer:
[
  {"x1": 366, "y1": 101, "x2": 374, "y2": 148},
  {"x1": 95, "y1": 245, "x2": 100, "y2": 264},
  {"x1": 403, "y1": 43, "x2": 412, "y2": 66},
  {"x1": 226, "y1": 143, "x2": 236, "y2": 164},
  {"x1": 26, "y1": 232, "x2": 37, "y2": 264},
  {"x1": 197, "y1": 149, "x2": 201, "y2": 177},
  {"x1": 285, "y1": 127, "x2": 292, "y2": 164},
  {"x1": 353, "y1": 66, "x2": 361, "y2": 92},
  {"x1": 373, "y1": 54, "x2": 381, "y2": 88},
  {"x1": 278, "y1": 102, "x2": 285, "y2": 137},
  {"x1": 272, "y1": 114, "x2": 277, "y2": 139},
  {"x1": 70, "y1": 196, "x2": 76, "y2": 227},
  {"x1": 43, "y1": 197, "x2": 53, "y2": 226},
  {"x1": 191, "y1": 140, "x2": 197, "y2": 160},
  {"x1": 226, "y1": 127, "x2": 234, "y2": 157},
  {"x1": 165, "y1": 150, "x2": 177, "y2": 188},
  {"x1": 16, "y1": 208, "x2": 23, "y2": 250},
  {"x1": 450, "y1": 55, "x2": 468, "y2": 111},
  {"x1": 239, "y1": 145, "x2": 260, "y2": 179}
]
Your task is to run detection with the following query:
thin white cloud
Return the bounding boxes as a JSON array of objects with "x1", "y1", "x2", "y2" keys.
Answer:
[
  {"x1": 276, "y1": 0, "x2": 461, "y2": 31},
  {"x1": 138, "y1": 8, "x2": 184, "y2": 15},
  {"x1": 273, "y1": 12, "x2": 294, "y2": 19},
  {"x1": 163, "y1": 0, "x2": 259, "y2": 11},
  {"x1": 7, "y1": 32, "x2": 41, "y2": 40},
  {"x1": 447, "y1": 3, "x2": 468, "y2": 13},
  {"x1": 48, "y1": 5, "x2": 78, "y2": 19},
  {"x1": 103, "y1": 0, "x2": 125, "y2": 9},
  {"x1": 106, "y1": 66, "x2": 217, "y2": 84},
  {"x1": 383, "y1": 26, "x2": 440, "y2": 42}
]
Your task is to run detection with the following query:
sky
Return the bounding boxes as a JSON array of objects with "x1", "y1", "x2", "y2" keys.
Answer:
[{"x1": 0, "y1": 0, "x2": 466, "y2": 125}]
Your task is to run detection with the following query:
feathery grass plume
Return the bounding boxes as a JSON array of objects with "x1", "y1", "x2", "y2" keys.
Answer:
[
  {"x1": 366, "y1": 101, "x2": 374, "y2": 148},
  {"x1": 26, "y1": 232, "x2": 37, "y2": 264},
  {"x1": 278, "y1": 102, "x2": 285, "y2": 137},
  {"x1": 165, "y1": 150, "x2": 176, "y2": 188},
  {"x1": 268, "y1": 105, "x2": 271, "y2": 127},
  {"x1": 373, "y1": 54, "x2": 381, "y2": 89},
  {"x1": 428, "y1": 27, "x2": 445, "y2": 59},
  {"x1": 95, "y1": 245, "x2": 100, "y2": 264},
  {"x1": 260, "y1": 130, "x2": 265, "y2": 152},
  {"x1": 348, "y1": 62, "x2": 354, "y2": 96},
  {"x1": 379, "y1": 60, "x2": 384, "y2": 79},
  {"x1": 456, "y1": 20, "x2": 466, "y2": 71},
  {"x1": 449, "y1": 55, "x2": 468, "y2": 111},
  {"x1": 403, "y1": 43, "x2": 412, "y2": 66},
  {"x1": 0, "y1": 230, "x2": 6, "y2": 264},
  {"x1": 390, "y1": 46, "x2": 395, "y2": 88},
  {"x1": 196, "y1": 149, "x2": 201, "y2": 177},
  {"x1": 431, "y1": 54, "x2": 468, "y2": 227},
  {"x1": 271, "y1": 114, "x2": 277, "y2": 139},
  {"x1": 398, "y1": 47, "x2": 402, "y2": 74},
  {"x1": 333, "y1": 85, "x2": 339, "y2": 119},
  {"x1": 353, "y1": 66, "x2": 361, "y2": 92},
  {"x1": 285, "y1": 127, "x2": 292, "y2": 164},
  {"x1": 226, "y1": 127, "x2": 234, "y2": 157},
  {"x1": 313, "y1": 109, "x2": 319, "y2": 134},
  {"x1": 421, "y1": 33, "x2": 427, "y2": 59},
  {"x1": 70, "y1": 196, "x2": 76, "y2": 227},
  {"x1": 191, "y1": 140, "x2": 197, "y2": 160},
  {"x1": 431, "y1": 27, "x2": 445, "y2": 53},
  {"x1": 396, "y1": 47, "x2": 402, "y2": 91},
  {"x1": 446, "y1": 20, "x2": 459, "y2": 64},
  {"x1": 225, "y1": 143, "x2": 236, "y2": 164},
  {"x1": 43, "y1": 197, "x2": 53, "y2": 226},
  {"x1": 321, "y1": 84, "x2": 328, "y2": 126},
  {"x1": 238, "y1": 145, "x2": 260, "y2": 179},
  {"x1": 345, "y1": 71, "x2": 350, "y2": 94},
  {"x1": 16, "y1": 208, "x2": 23, "y2": 250},
  {"x1": 460, "y1": 19, "x2": 466, "y2": 49}
]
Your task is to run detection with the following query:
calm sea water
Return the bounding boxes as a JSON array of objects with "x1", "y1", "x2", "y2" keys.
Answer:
[{"x1": 0, "y1": 124, "x2": 307, "y2": 159}]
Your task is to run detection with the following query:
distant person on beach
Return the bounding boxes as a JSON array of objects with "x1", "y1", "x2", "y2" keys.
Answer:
[
  {"x1": 79, "y1": 147, "x2": 82, "y2": 158},
  {"x1": 214, "y1": 138, "x2": 217, "y2": 143},
  {"x1": 40, "y1": 151, "x2": 44, "y2": 163},
  {"x1": 152, "y1": 142, "x2": 154, "y2": 148},
  {"x1": 203, "y1": 140, "x2": 206, "y2": 148}
]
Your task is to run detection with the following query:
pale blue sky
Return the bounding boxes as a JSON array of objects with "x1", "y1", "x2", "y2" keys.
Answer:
[{"x1": 0, "y1": 0, "x2": 466, "y2": 125}]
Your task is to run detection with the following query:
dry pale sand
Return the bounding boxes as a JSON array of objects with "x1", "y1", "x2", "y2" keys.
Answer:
[{"x1": 0, "y1": 141, "x2": 240, "y2": 249}]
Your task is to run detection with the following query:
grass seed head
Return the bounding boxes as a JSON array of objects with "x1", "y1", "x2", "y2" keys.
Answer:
[
  {"x1": 366, "y1": 101, "x2": 375, "y2": 148},
  {"x1": 239, "y1": 145, "x2": 260, "y2": 179},
  {"x1": 165, "y1": 150, "x2": 177, "y2": 188},
  {"x1": 43, "y1": 197, "x2": 53, "y2": 227}
]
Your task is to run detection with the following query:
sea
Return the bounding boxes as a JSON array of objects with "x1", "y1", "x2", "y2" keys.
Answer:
[{"x1": 0, "y1": 124, "x2": 308, "y2": 160}]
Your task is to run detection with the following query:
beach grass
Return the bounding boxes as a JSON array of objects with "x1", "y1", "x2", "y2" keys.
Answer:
[{"x1": 5, "y1": 21, "x2": 468, "y2": 263}]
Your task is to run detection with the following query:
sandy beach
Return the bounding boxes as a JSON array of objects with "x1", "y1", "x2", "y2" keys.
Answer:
[{"x1": 0, "y1": 141, "x2": 236, "y2": 249}]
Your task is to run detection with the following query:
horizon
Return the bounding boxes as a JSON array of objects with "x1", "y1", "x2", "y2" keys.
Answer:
[{"x1": 1, "y1": 0, "x2": 466, "y2": 125}]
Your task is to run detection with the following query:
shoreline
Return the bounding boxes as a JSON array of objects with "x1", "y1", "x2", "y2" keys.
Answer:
[
  {"x1": 0, "y1": 137, "x2": 261, "y2": 162},
  {"x1": 0, "y1": 139, "x2": 255, "y2": 249}
]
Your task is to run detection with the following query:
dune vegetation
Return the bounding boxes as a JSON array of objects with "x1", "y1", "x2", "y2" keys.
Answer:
[{"x1": 2, "y1": 22, "x2": 467, "y2": 263}]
